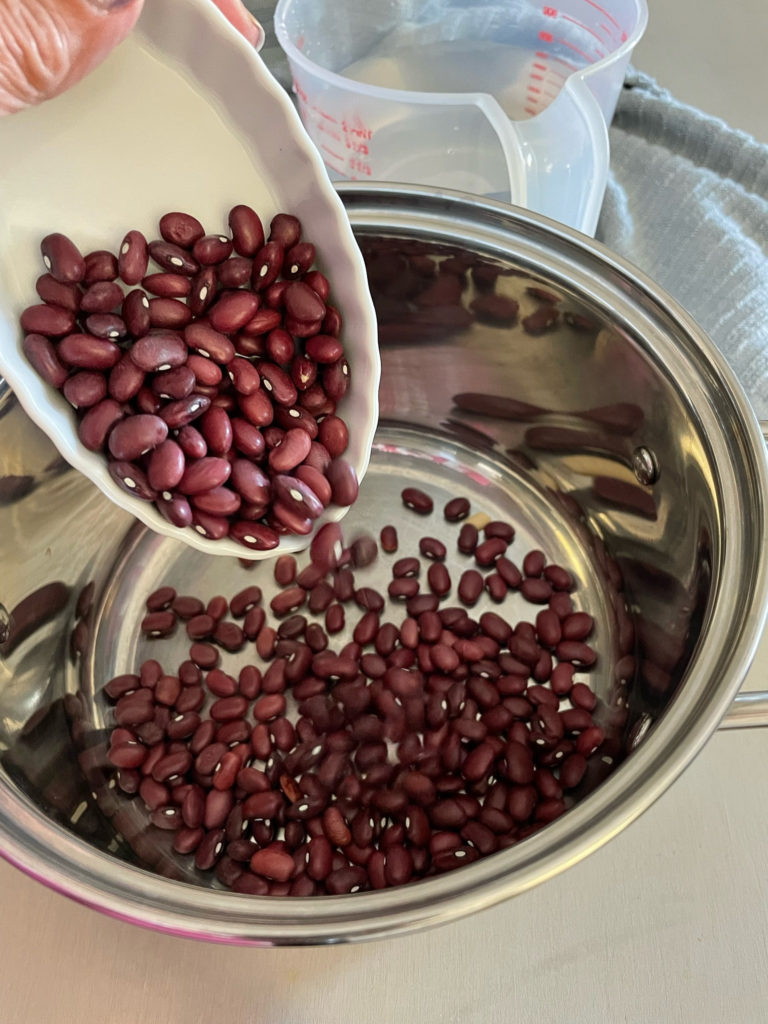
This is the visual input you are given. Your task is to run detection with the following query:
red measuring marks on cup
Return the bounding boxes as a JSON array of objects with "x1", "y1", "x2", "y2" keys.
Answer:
[
  {"x1": 524, "y1": 3, "x2": 628, "y2": 117},
  {"x1": 292, "y1": 77, "x2": 373, "y2": 179}
]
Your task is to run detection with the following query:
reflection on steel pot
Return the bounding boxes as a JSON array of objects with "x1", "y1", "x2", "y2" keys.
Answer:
[{"x1": 0, "y1": 185, "x2": 767, "y2": 945}]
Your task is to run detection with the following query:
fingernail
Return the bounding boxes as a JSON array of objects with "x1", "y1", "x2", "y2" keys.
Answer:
[
  {"x1": 87, "y1": 0, "x2": 137, "y2": 9},
  {"x1": 246, "y1": 11, "x2": 266, "y2": 50}
]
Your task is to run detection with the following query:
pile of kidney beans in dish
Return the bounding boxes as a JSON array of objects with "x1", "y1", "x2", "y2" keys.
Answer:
[
  {"x1": 20, "y1": 206, "x2": 356, "y2": 550},
  {"x1": 102, "y1": 486, "x2": 603, "y2": 896}
]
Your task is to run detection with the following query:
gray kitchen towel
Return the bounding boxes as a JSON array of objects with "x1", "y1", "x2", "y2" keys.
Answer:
[
  {"x1": 600, "y1": 70, "x2": 768, "y2": 418},
  {"x1": 248, "y1": 2, "x2": 768, "y2": 415}
]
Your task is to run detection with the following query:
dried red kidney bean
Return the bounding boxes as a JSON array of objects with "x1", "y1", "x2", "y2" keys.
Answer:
[
  {"x1": 401, "y1": 487, "x2": 433, "y2": 514},
  {"x1": 443, "y1": 496, "x2": 470, "y2": 521},
  {"x1": 100, "y1": 475, "x2": 613, "y2": 894},
  {"x1": 523, "y1": 550, "x2": 546, "y2": 576},
  {"x1": 158, "y1": 211, "x2": 204, "y2": 248},
  {"x1": 427, "y1": 563, "x2": 451, "y2": 597},
  {"x1": 570, "y1": 682, "x2": 597, "y2": 711},
  {"x1": 458, "y1": 570, "x2": 483, "y2": 606},
  {"x1": 20, "y1": 303, "x2": 76, "y2": 337},
  {"x1": 41, "y1": 232, "x2": 85, "y2": 283},
  {"x1": 326, "y1": 459, "x2": 359, "y2": 506},
  {"x1": 544, "y1": 564, "x2": 574, "y2": 591},
  {"x1": 36, "y1": 273, "x2": 80, "y2": 311},
  {"x1": 475, "y1": 537, "x2": 507, "y2": 566},
  {"x1": 556, "y1": 640, "x2": 597, "y2": 667},
  {"x1": 419, "y1": 537, "x2": 447, "y2": 560},
  {"x1": 22, "y1": 334, "x2": 68, "y2": 388},
  {"x1": 228, "y1": 204, "x2": 264, "y2": 256},
  {"x1": 63, "y1": 371, "x2": 107, "y2": 409},
  {"x1": 497, "y1": 557, "x2": 522, "y2": 588},
  {"x1": 484, "y1": 521, "x2": 515, "y2": 542},
  {"x1": 458, "y1": 523, "x2": 479, "y2": 554},
  {"x1": 561, "y1": 611, "x2": 594, "y2": 641}
]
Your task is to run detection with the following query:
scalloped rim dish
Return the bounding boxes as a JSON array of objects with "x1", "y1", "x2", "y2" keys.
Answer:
[{"x1": 0, "y1": 0, "x2": 380, "y2": 559}]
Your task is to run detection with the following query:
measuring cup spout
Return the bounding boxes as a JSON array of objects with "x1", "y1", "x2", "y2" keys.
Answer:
[
  {"x1": 471, "y1": 82, "x2": 607, "y2": 235},
  {"x1": 512, "y1": 78, "x2": 609, "y2": 235}
]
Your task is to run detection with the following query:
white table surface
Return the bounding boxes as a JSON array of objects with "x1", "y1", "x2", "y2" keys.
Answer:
[
  {"x1": 2, "y1": 3, "x2": 768, "y2": 1022},
  {"x1": 1, "y1": 638, "x2": 766, "y2": 1024}
]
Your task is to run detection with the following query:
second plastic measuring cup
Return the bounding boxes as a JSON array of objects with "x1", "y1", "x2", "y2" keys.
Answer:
[{"x1": 274, "y1": 0, "x2": 647, "y2": 235}]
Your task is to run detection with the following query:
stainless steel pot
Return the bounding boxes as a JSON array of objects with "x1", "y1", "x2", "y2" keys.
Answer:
[{"x1": 1, "y1": 184, "x2": 767, "y2": 945}]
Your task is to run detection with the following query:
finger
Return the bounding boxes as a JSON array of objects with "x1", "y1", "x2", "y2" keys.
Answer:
[
  {"x1": 209, "y1": 0, "x2": 264, "y2": 47},
  {"x1": 0, "y1": 0, "x2": 144, "y2": 114}
]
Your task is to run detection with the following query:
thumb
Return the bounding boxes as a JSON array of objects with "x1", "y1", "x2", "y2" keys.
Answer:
[
  {"x1": 0, "y1": 0, "x2": 145, "y2": 114},
  {"x1": 0, "y1": 0, "x2": 263, "y2": 116}
]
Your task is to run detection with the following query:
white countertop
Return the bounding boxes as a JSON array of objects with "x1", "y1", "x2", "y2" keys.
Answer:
[
  {"x1": 635, "y1": 0, "x2": 768, "y2": 144},
  {"x1": 2, "y1": 3, "x2": 768, "y2": 1021},
  {"x1": 1, "y1": 643, "x2": 766, "y2": 1023}
]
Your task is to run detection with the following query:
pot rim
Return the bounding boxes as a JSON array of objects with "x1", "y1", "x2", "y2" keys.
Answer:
[{"x1": 1, "y1": 183, "x2": 766, "y2": 945}]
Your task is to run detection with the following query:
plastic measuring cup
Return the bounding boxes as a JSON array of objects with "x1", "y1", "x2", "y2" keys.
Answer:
[{"x1": 274, "y1": 0, "x2": 647, "y2": 235}]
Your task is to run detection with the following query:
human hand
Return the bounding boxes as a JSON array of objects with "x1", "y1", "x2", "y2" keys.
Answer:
[{"x1": 0, "y1": 0, "x2": 263, "y2": 115}]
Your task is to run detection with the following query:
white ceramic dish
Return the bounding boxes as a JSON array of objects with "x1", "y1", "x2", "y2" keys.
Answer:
[{"x1": 0, "y1": 0, "x2": 380, "y2": 559}]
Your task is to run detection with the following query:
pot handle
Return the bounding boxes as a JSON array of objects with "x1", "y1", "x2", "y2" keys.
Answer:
[
  {"x1": 720, "y1": 691, "x2": 768, "y2": 729},
  {"x1": 718, "y1": 418, "x2": 768, "y2": 728}
]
